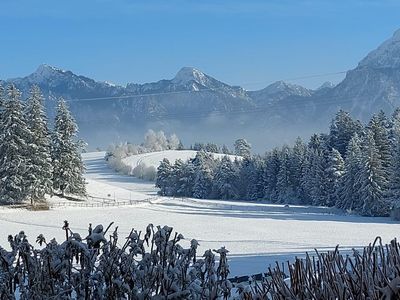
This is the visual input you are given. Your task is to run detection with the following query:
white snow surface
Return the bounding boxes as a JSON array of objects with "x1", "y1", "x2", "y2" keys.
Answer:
[
  {"x1": 0, "y1": 151, "x2": 399, "y2": 277},
  {"x1": 121, "y1": 150, "x2": 240, "y2": 172},
  {"x1": 172, "y1": 67, "x2": 208, "y2": 85}
]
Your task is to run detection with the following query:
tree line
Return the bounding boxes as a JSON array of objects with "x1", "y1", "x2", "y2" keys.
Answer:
[
  {"x1": 0, "y1": 84, "x2": 86, "y2": 205},
  {"x1": 156, "y1": 109, "x2": 400, "y2": 217}
]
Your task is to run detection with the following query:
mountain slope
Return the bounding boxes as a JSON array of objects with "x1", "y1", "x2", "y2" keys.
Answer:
[{"x1": 317, "y1": 29, "x2": 400, "y2": 119}]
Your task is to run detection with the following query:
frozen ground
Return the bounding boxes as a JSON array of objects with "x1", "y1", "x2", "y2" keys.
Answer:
[{"x1": 0, "y1": 151, "x2": 399, "y2": 276}]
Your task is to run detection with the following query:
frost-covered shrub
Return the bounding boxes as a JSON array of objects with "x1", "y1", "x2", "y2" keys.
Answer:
[
  {"x1": 0, "y1": 222, "x2": 232, "y2": 299},
  {"x1": 107, "y1": 155, "x2": 132, "y2": 175},
  {"x1": 106, "y1": 130, "x2": 183, "y2": 180},
  {"x1": 131, "y1": 162, "x2": 157, "y2": 181},
  {"x1": 0, "y1": 223, "x2": 399, "y2": 299}
]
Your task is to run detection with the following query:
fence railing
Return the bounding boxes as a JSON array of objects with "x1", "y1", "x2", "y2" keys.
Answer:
[{"x1": 49, "y1": 196, "x2": 157, "y2": 208}]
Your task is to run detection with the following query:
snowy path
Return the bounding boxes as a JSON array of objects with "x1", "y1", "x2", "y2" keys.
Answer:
[
  {"x1": 83, "y1": 151, "x2": 158, "y2": 200},
  {"x1": 0, "y1": 152, "x2": 399, "y2": 276}
]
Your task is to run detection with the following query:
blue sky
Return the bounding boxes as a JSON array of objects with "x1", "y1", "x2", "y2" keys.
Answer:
[{"x1": 1, "y1": 0, "x2": 399, "y2": 89}]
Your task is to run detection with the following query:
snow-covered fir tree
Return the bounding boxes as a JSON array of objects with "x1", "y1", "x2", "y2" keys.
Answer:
[
  {"x1": 240, "y1": 156, "x2": 264, "y2": 200},
  {"x1": 389, "y1": 108, "x2": 400, "y2": 145},
  {"x1": 263, "y1": 148, "x2": 281, "y2": 201},
  {"x1": 310, "y1": 148, "x2": 329, "y2": 206},
  {"x1": 0, "y1": 84, "x2": 4, "y2": 105},
  {"x1": 25, "y1": 86, "x2": 53, "y2": 203},
  {"x1": 52, "y1": 98, "x2": 86, "y2": 196},
  {"x1": 156, "y1": 158, "x2": 173, "y2": 196},
  {"x1": 305, "y1": 137, "x2": 330, "y2": 206},
  {"x1": 368, "y1": 112, "x2": 391, "y2": 180},
  {"x1": 359, "y1": 130, "x2": 390, "y2": 216},
  {"x1": 329, "y1": 110, "x2": 363, "y2": 157},
  {"x1": 192, "y1": 163, "x2": 213, "y2": 199},
  {"x1": 171, "y1": 159, "x2": 196, "y2": 197},
  {"x1": 299, "y1": 148, "x2": 313, "y2": 204},
  {"x1": 213, "y1": 156, "x2": 239, "y2": 199},
  {"x1": 337, "y1": 134, "x2": 364, "y2": 211},
  {"x1": 221, "y1": 144, "x2": 230, "y2": 154},
  {"x1": 204, "y1": 143, "x2": 219, "y2": 153},
  {"x1": 234, "y1": 138, "x2": 251, "y2": 158},
  {"x1": 0, "y1": 85, "x2": 33, "y2": 204},
  {"x1": 276, "y1": 145, "x2": 295, "y2": 203},
  {"x1": 386, "y1": 138, "x2": 400, "y2": 208},
  {"x1": 292, "y1": 137, "x2": 307, "y2": 201},
  {"x1": 325, "y1": 148, "x2": 345, "y2": 206},
  {"x1": 192, "y1": 151, "x2": 214, "y2": 199}
]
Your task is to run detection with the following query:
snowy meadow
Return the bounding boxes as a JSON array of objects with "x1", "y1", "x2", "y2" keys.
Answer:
[{"x1": 0, "y1": 152, "x2": 398, "y2": 278}]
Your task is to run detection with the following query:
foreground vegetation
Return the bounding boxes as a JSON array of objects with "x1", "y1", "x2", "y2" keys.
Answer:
[{"x1": 0, "y1": 222, "x2": 398, "y2": 299}]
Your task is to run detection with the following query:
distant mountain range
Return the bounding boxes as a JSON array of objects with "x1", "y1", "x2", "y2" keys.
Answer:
[{"x1": 2, "y1": 29, "x2": 400, "y2": 151}]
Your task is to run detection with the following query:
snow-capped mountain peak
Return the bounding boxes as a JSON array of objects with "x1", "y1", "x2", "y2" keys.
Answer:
[
  {"x1": 317, "y1": 81, "x2": 335, "y2": 90},
  {"x1": 262, "y1": 80, "x2": 311, "y2": 96},
  {"x1": 172, "y1": 67, "x2": 209, "y2": 85},
  {"x1": 358, "y1": 29, "x2": 400, "y2": 69},
  {"x1": 35, "y1": 64, "x2": 66, "y2": 75},
  {"x1": 27, "y1": 64, "x2": 70, "y2": 83}
]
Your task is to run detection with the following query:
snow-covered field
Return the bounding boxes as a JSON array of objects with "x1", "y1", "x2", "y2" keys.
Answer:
[
  {"x1": 0, "y1": 151, "x2": 399, "y2": 276},
  {"x1": 122, "y1": 149, "x2": 240, "y2": 171}
]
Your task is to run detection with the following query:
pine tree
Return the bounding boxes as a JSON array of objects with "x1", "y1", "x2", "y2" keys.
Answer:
[
  {"x1": 292, "y1": 137, "x2": 307, "y2": 201},
  {"x1": 25, "y1": 86, "x2": 53, "y2": 203},
  {"x1": 239, "y1": 156, "x2": 264, "y2": 201},
  {"x1": 213, "y1": 156, "x2": 238, "y2": 199},
  {"x1": 177, "y1": 141, "x2": 184, "y2": 150},
  {"x1": 191, "y1": 151, "x2": 215, "y2": 199},
  {"x1": 193, "y1": 164, "x2": 214, "y2": 199},
  {"x1": 156, "y1": 158, "x2": 173, "y2": 196},
  {"x1": 310, "y1": 148, "x2": 329, "y2": 206},
  {"x1": 329, "y1": 110, "x2": 363, "y2": 157},
  {"x1": 325, "y1": 148, "x2": 344, "y2": 207},
  {"x1": 234, "y1": 138, "x2": 251, "y2": 158},
  {"x1": 300, "y1": 148, "x2": 313, "y2": 204},
  {"x1": 305, "y1": 139, "x2": 330, "y2": 206},
  {"x1": 52, "y1": 98, "x2": 86, "y2": 197},
  {"x1": 359, "y1": 130, "x2": 390, "y2": 216},
  {"x1": 389, "y1": 108, "x2": 400, "y2": 144},
  {"x1": 246, "y1": 157, "x2": 265, "y2": 200},
  {"x1": 221, "y1": 144, "x2": 230, "y2": 154},
  {"x1": 0, "y1": 84, "x2": 4, "y2": 105},
  {"x1": 263, "y1": 148, "x2": 281, "y2": 201},
  {"x1": 276, "y1": 146, "x2": 295, "y2": 203},
  {"x1": 0, "y1": 85, "x2": 32, "y2": 204},
  {"x1": 368, "y1": 112, "x2": 391, "y2": 181},
  {"x1": 308, "y1": 133, "x2": 322, "y2": 151},
  {"x1": 170, "y1": 159, "x2": 196, "y2": 197},
  {"x1": 205, "y1": 143, "x2": 219, "y2": 153},
  {"x1": 337, "y1": 134, "x2": 363, "y2": 211},
  {"x1": 386, "y1": 138, "x2": 400, "y2": 209}
]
